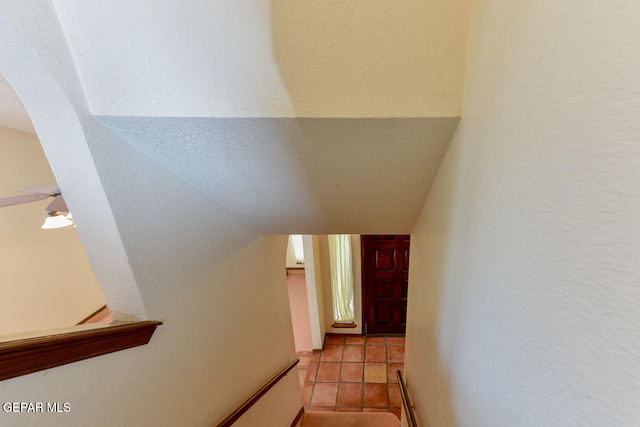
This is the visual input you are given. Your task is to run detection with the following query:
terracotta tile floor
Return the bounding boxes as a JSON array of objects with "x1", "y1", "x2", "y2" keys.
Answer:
[{"x1": 296, "y1": 334, "x2": 405, "y2": 419}]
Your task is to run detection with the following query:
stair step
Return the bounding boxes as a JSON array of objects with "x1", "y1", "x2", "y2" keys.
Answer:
[{"x1": 299, "y1": 411, "x2": 400, "y2": 427}]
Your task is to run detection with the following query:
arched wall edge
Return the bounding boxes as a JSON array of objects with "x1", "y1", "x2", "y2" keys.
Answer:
[{"x1": 0, "y1": 15, "x2": 147, "y2": 319}]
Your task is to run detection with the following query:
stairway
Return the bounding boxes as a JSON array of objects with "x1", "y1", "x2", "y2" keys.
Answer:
[{"x1": 298, "y1": 411, "x2": 400, "y2": 427}]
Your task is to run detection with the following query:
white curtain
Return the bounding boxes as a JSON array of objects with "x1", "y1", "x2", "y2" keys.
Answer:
[{"x1": 328, "y1": 234, "x2": 355, "y2": 323}]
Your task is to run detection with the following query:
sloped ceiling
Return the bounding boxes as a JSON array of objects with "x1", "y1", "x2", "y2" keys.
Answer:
[
  {"x1": 98, "y1": 116, "x2": 458, "y2": 234},
  {"x1": 53, "y1": 1, "x2": 471, "y2": 233}
]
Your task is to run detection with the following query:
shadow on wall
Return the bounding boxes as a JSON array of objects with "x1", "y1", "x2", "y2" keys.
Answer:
[{"x1": 403, "y1": 82, "x2": 504, "y2": 426}]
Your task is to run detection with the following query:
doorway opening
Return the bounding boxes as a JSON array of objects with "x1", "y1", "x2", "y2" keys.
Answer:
[{"x1": 286, "y1": 234, "x2": 410, "y2": 350}]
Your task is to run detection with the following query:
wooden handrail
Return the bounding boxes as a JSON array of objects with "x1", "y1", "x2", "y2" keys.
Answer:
[
  {"x1": 0, "y1": 320, "x2": 162, "y2": 381},
  {"x1": 77, "y1": 304, "x2": 109, "y2": 325},
  {"x1": 216, "y1": 358, "x2": 300, "y2": 427},
  {"x1": 397, "y1": 370, "x2": 418, "y2": 427}
]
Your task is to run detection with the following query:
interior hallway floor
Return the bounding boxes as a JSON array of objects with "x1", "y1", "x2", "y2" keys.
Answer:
[{"x1": 296, "y1": 334, "x2": 404, "y2": 418}]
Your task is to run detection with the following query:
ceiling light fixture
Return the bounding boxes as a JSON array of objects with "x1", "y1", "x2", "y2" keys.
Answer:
[
  {"x1": 0, "y1": 185, "x2": 76, "y2": 230},
  {"x1": 41, "y1": 211, "x2": 74, "y2": 229}
]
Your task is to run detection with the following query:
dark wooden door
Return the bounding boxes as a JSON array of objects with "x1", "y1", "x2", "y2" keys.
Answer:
[{"x1": 362, "y1": 235, "x2": 410, "y2": 334}]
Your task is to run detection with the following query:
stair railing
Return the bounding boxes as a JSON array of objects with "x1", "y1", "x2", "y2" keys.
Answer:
[
  {"x1": 396, "y1": 369, "x2": 418, "y2": 427},
  {"x1": 216, "y1": 358, "x2": 300, "y2": 427}
]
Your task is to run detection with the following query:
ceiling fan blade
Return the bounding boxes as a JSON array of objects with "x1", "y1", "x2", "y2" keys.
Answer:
[
  {"x1": 0, "y1": 193, "x2": 49, "y2": 208},
  {"x1": 16, "y1": 185, "x2": 60, "y2": 195},
  {"x1": 46, "y1": 195, "x2": 68, "y2": 212}
]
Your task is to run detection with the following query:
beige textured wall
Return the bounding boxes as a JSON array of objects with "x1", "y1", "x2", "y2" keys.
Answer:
[
  {"x1": 0, "y1": 125, "x2": 105, "y2": 335},
  {"x1": 405, "y1": 2, "x2": 640, "y2": 426},
  {"x1": 0, "y1": 5, "x2": 302, "y2": 426},
  {"x1": 81, "y1": 122, "x2": 303, "y2": 426},
  {"x1": 271, "y1": 0, "x2": 472, "y2": 118}
]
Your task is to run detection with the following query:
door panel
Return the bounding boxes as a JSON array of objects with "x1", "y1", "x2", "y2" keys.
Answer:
[{"x1": 362, "y1": 235, "x2": 410, "y2": 334}]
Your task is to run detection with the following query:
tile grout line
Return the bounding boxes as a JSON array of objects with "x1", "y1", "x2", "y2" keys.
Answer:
[{"x1": 300, "y1": 335, "x2": 404, "y2": 415}]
